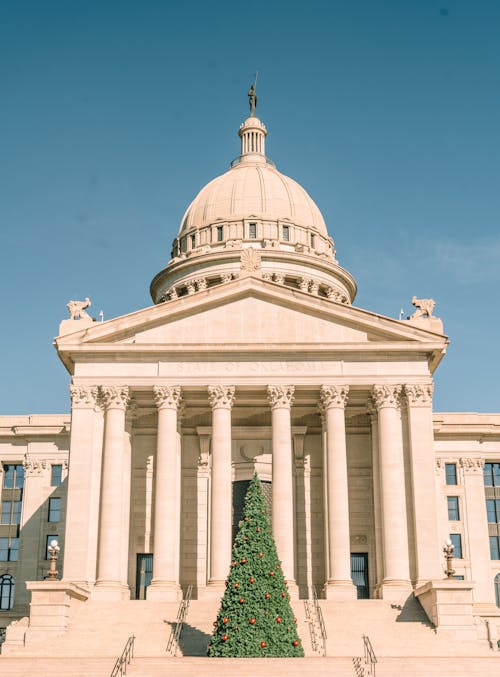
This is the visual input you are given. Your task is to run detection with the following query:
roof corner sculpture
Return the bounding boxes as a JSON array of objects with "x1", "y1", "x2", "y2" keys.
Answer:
[
  {"x1": 410, "y1": 296, "x2": 436, "y2": 319},
  {"x1": 66, "y1": 297, "x2": 91, "y2": 320}
]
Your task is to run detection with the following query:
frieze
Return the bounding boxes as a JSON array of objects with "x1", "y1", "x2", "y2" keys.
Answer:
[
  {"x1": 153, "y1": 385, "x2": 182, "y2": 410},
  {"x1": 320, "y1": 384, "x2": 349, "y2": 409},
  {"x1": 405, "y1": 383, "x2": 434, "y2": 407},
  {"x1": 208, "y1": 385, "x2": 235, "y2": 409},
  {"x1": 351, "y1": 535, "x2": 368, "y2": 545},
  {"x1": 267, "y1": 385, "x2": 295, "y2": 409}
]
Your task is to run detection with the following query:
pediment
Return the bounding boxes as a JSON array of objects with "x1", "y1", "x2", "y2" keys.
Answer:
[{"x1": 56, "y1": 277, "x2": 447, "y2": 352}]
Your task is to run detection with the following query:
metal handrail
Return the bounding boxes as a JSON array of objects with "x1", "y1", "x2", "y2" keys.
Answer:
[
  {"x1": 166, "y1": 584, "x2": 193, "y2": 655},
  {"x1": 304, "y1": 600, "x2": 319, "y2": 653},
  {"x1": 313, "y1": 586, "x2": 327, "y2": 642},
  {"x1": 362, "y1": 634, "x2": 377, "y2": 677},
  {"x1": 110, "y1": 635, "x2": 135, "y2": 677}
]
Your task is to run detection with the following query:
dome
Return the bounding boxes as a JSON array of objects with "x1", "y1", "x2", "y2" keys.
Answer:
[
  {"x1": 179, "y1": 162, "x2": 327, "y2": 236},
  {"x1": 150, "y1": 106, "x2": 357, "y2": 307}
]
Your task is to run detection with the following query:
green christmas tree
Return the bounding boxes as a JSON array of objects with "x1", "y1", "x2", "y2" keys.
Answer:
[{"x1": 208, "y1": 473, "x2": 304, "y2": 657}]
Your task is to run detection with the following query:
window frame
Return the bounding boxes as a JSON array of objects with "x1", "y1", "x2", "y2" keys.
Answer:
[
  {"x1": 0, "y1": 574, "x2": 14, "y2": 610},
  {"x1": 48, "y1": 497, "x2": 61, "y2": 523},
  {"x1": 51, "y1": 465, "x2": 63, "y2": 487},
  {"x1": 445, "y1": 463, "x2": 458, "y2": 485},
  {"x1": 449, "y1": 533, "x2": 463, "y2": 559},
  {"x1": 248, "y1": 222, "x2": 257, "y2": 239},
  {"x1": 447, "y1": 496, "x2": 460, "y2": 521}
]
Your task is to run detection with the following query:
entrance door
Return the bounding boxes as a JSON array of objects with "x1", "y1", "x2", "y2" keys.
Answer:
[
  {"x1": 351, "y1": 552, "x2": 369, "y2": 599},
  {"x1": 232, "y1": 479, "x2": 272, "y2": 544},
  {"x1": 136, "y1": 553, "x2": 153, "y2": 599}
]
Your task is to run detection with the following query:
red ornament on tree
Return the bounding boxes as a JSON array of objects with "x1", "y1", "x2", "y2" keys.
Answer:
[
  {"x1": 292, "y1": 640, "x2": 299, "y2": 647},
  {"x1": 234, "y1": 583, "x2": 239, "y2": 589},
  {"x1": 223, "y1": 617, "x2": 229, "y2": 624},
  {"x1": 249, "y1": 617, "x2": 256, "y2": 625},
  {"x1": 249, "y1": 577, "x2": 255, "y2": 583},
  {"x1": 276, "y1": 616, "x2": 282, "y2": 623},
  {"x1": 281, "y1": 591, "x2": 286, "y2": 597},
  {"x1": 260, "y1": 641, "x2": 267, "y2": 648},
  {"x1": 269, "y1": 570, "x2": 275, "y2": 577},
  {"x1": 241, "y1": 558, "x2": 247, "y2": 564},
  {"x1": 256, "y1": 527, "x2": 261, "y2": 532},
  {"x1": 265, "y1": 593, "x2": 270, "y2": 599},
  {"x1": 232, "y1": 560, "x2": 237, "y2": 566},
  {"x1": 222, "y1": 634, "x2": 228, "y2": 642},
  {"x1": 239, "y1": 597, "x2": 245, "y2": 604},
  {"x1": 258, "y1": 552, "x2": 263, "y2": 558}
]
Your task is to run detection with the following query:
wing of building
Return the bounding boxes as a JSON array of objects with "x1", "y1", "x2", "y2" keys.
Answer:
[{"x1": 0, "y1": 101, "x2": 499, "y2": 671}]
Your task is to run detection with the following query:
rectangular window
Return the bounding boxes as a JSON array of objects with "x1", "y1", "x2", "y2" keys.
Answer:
[
  {"x1": 445, "y1": 463, "x2": 457, "y2": 485},
  {"x1": 190, "y1": 234, "x2": 196, "y2": 248},
  {"x1": 3, "y1": 464, "x2": 24, "y2": 489},
  {"x1": 1, "y1": 500, "x2": 21, "y2": 525},
  {"x1": 484, "y1": 462, "x2": 500, "y2": 487},
  {"x1": 48, "y1": 497, "x2": 61, "y2": 522},
  {"x1": 217, "y1": 226, "x2": 223, "y2": 242},
  {"x1": 51, "y1": 465, "x2": 62, "y2": 487},
  {"x1": 447, "y1": 496, "x2": 460, "y2": 521},
  {"x1": 249, "y1": 222, "x2": 257, "y2": 238},
  {"x1": 0, "y1": 536, "x2": 18, "y2": 562},
  {"x1": 450, "y1": 533, "x2": 462, "y2": 559},
  {"x1": 486, "y1": 498, "x2": 500, "y2": 523},
  {"x1": 282, "y1": 225, "x2": 290, "y2": 241},
  {"x1": 490, "y1": 536, "x2": 500, "y2": 560},
  {"x1": 310, "y1": 233, "x2": 315, "y2": 248},
  {"x1": 46, "y1": 535, "x2": 58, "y2": 559}
]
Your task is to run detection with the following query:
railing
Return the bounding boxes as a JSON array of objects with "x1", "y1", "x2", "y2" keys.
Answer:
[
  {"x1": 362, "y1": 634, "x2": 377, "y2": 677},
  {"x1": 110, "y1": 635, "x2": 135, "y2": 677},
  {"x1": 166, "y1": 584, "x2": 193, "y2": 656},
  {"x1": 304, "y1": 587, "x2": 327, "y2": 656}
]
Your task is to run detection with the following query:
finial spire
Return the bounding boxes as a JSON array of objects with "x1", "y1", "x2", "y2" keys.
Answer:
[{"x1": 248, "y1": 71, "x2": 258, "y2": 117}]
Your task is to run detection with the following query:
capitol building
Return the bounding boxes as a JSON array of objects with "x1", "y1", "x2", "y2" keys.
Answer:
[{"x1": 0, "y1": 96, "x2": 499, "y2": 675}]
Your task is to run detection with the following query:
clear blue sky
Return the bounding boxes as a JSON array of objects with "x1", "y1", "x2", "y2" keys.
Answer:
[{"x1": 1, "y1": 0, "x2": 499, "y2": 414}]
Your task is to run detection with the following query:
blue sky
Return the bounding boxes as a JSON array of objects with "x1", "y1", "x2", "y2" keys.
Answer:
[{"x1": 1, "y1": 0, "x2": 499, "y2": 413}]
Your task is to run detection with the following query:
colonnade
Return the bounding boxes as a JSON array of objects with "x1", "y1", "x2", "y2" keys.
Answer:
[{"x1": 64, "y1": 381, "x2": 440, "y2": 601}]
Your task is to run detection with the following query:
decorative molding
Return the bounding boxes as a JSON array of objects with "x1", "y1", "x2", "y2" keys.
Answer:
[
  {"x1": 146, "y1": 455, "x2": 154, "y2": 473},
  {"x1": 320, "y1": 384, "x2": 349, "y2": 409},
  {"x1": 153, "y1": 385, "x2": 182, "y2": 410},
  {"x1": 405, "y1": 383, "x2": 434, "y2": 407},
  {"x1": 221, "y1": 273, "x2": 233, "y2": 283},
  {"x1": 240, "y1": 247, "x2": 261, "y2": 274},
  {"x1": 371, "y1": 384, "x2": 403, "y2": 410},
  {"x1": 70, "y1": 385, "x2": 98, "y2": 408},
  {"x1": 459, "y1": 457, "x2": 485, "y2": 474},
  {"x1": 435, "y1": 458, "x2": 444, "y2": 474},
  {"x1": 194, "y1": 277, "x2": 207, "y2": 291},
  {"x1": 274, "y1": 273, "x2": 285, "y2": 284},
  {"x1": 99, "y1": 386, "x2": 130, "y2": 411},
  {"x1": 208, "y1": 385, "x2": 235, "y2": 409},
  {"x1": 23, "y1": 457, "x2": 47, "y2": 477},
  {"x1": 351, "y1": 535, "x2": 368, "y2": 545},
  {"x1": 292, "y1": 427, "x2": 308, "y2": 467},
  {"x1": 267, "y1": 385, "x2": 295, "y2": 409}
]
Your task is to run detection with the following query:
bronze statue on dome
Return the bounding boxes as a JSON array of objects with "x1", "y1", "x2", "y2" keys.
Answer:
[{"x1": 248, "y1": 72, "x2": 258, "y2": 116}]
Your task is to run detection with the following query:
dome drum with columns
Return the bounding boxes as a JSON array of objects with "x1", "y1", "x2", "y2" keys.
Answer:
[{"x1": 150, "y1": 112, "x2": 357, "y2": 305}]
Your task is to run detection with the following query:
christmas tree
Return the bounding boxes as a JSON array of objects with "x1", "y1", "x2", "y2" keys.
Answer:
[{"x1": 208, "y1": 473, "x2": 304, "y2": 657}]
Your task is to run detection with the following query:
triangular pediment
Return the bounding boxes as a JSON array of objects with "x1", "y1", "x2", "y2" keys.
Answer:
[{"x1": 56, "y1": 277, "x2": 447, "y2": 359}]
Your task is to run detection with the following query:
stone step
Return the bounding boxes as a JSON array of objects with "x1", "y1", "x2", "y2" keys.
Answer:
[{"x1": 0, "y1": 657, "x2": 116, "y2": 677}]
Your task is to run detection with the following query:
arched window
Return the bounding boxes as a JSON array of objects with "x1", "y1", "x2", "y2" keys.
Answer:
[
  {"x1": 495, "y1": 574, "x2": 500, "y2": 608},
  {"x1": 0, "y1": 574, "x2": 14, "y2": 610}
]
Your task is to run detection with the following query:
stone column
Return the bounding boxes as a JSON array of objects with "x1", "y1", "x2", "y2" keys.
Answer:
[
  {"x1": 267, "y1": 385, "x2": 297, "y2": 592},
  {"x1": 94, "y1": 386, "x2": 130, "y2": 600},
  {"x1": 148, "y1": 386, "x2": 183, "y2": 601},
  {"x1": 63, "y1": 385, "x2": 103, "y2": 588},
  {"x1": 460, "y1": 458, "x2": 495, "y2": 604},
  {"x1": 404, "y1": 384, "x2": 441, "y2": 585},
  {"x1": 367, "y1": 399, "x2": 384, "y2": 595},
  {"x1": 320, "y1": 385, "x2": 356, "y2": 599},
  {"x1": 207, "y1": 385, "x2": 235, "y2": 594},
  {"x1": 372, "y1": 384, "x2": 411, "y2": 600}
]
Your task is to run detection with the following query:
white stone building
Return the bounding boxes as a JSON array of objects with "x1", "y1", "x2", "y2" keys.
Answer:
[{"x1": 1, "y1": 104, "x2": 500, "y2": 664}]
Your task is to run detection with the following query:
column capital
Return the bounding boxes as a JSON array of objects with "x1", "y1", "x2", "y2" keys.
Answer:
[
  {"x1": 459, "y1": 457, "x2": 485, "y2": 474},
  {"x1": 208, "y1": 385, "x2": 235, "y2": 409},
  {"x1": 404, "y1": 383, "x2": 434, "y2": 407},
  {"x1": 320, "y1": 384, "x2": 349, "y2": 410},
  {"x1": 153, "y1": 385, "x2": 182, "y2": 410},
  {"x1": 100, "y1": 386, "x2": 130, "y2": 411},
  {"x1": 70, "y1": 384, "x2": 99, "y2": 408},
  {"x1": 267, "y1": 385, "x2": 295, "y2": 409},
  {"x1": 371, "y1": 384, "x2": 403, "y2": 411}
]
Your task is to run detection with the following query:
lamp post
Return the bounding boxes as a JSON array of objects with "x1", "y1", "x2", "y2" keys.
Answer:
[
  {"x1": 443, "y1": 539, "x2": 455, "y2": 579},
  {"x1": 47, "y1": 539, "x2": 61, "y2": 580}
]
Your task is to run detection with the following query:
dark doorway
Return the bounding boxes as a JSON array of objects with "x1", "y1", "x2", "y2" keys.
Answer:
[
  {"x1": 232, "y1": 479, "x2": 272, "y2": 543},
  {"x1": 136, "y1": 553, "x2": 153, "y2": 599},
  {"x1": 351, "y1": 552, "x2": 369, "y2": 599}
]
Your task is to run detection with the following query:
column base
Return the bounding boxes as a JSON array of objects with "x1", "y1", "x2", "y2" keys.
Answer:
[
  {"x1": 146, "y1": 581, "x2": 182, "y2": 602},
  {"x1": 285, "y1": 580, "x2": 299, "y2": 600},
  {"x1": 378, "y1": 579, "x2": 412, "y2": 602},
  {"x1": 199, "y1": 581, "x2": 226, "y2": 600},
  {"x1": 324, "y1": 580, "x2": 357, "y2": 601},
  {"x1": 92, "y1": 581, "x2": 130, "y2": 602}
]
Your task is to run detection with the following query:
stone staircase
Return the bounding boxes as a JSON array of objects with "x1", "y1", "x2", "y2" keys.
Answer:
[{"x1": 0, "y1": 657, "x2": 116, "y2": 676}]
